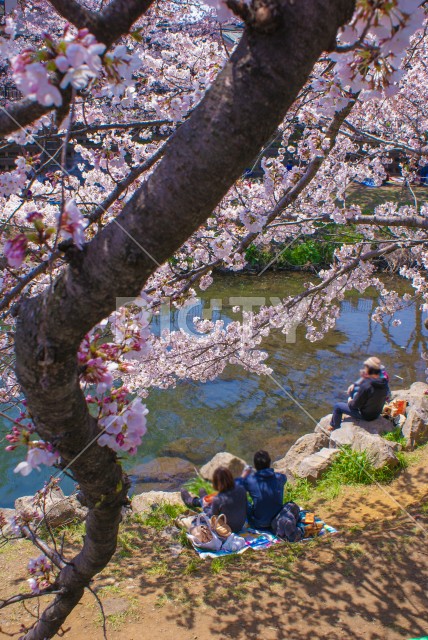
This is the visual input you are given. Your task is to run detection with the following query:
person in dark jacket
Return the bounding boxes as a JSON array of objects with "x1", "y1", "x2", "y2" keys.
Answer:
[
  {"x1": 330, "y1": 357, "x2": 389, "y2": 430},
  {"x1": 181, "y1": 466, "x2": 247, "y2": 533},
  {"x1": 235, "y1": 450, "x2": 286, "y2": 529}
]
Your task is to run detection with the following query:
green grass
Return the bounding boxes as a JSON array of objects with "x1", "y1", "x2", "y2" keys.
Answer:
[
  {"x1": 284, "y1": 478, "x2": 313, "y2": 503},
  {"x1": 146, "y1": 560, "x2": 169, "y2": 576},
  {"x1": 183, "y1": 557, "x2": 201, "y2": 575},
  {"x1": 283, "y1": 446, "x2": 409, "y2": 506},
  {"x1": 382, "y1": 427, "x2": 407, "y2": 447},
  {"x1": 117, "y1": 530, "x2": 140, "y2": 558},
  {"x1": 183, "y1": 475, "x2": 214, "y2": 495},
  {"x1": 139, "y1": 502, "x2": 186, "y2": 532},
  {"x1": 243, "y1": 185, "x2": 428, "y2": 271},
  {"x1": 210, "y1": 555, "x2": 237, "y2": 575}
]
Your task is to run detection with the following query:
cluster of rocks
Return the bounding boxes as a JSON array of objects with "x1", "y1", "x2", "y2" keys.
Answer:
[
  {"x1": 272, "y1": 381, "x2": 428, "y2": 483},
  {"x1": 3, "y1": 383, "x2": 428, "y2": 526},
  {"x1": 129, "y1": 381, "x2": 428, "y2": 494}
]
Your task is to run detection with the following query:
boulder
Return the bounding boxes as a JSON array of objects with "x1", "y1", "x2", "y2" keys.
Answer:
[
  {"x1": 392, "y1": 382, "x2": 428, "y2": 404},
  {"x1": 296, "y1": 448, "x2": 340, "y2": 483},
  {"x1": 0, "y1": 508, "x2": 16, "y2": 537},
  {"x1": 131, "y1": 491, "x2": 182, "y2": 514},
  {"x1": 350, "y1": 415, "x2": 394, "y2": 435},
  {"x1": 131, "y1": 457, "x2": 195, "y2": 491},
  {"x1": 199, "y1": 452, "x2": 247, "y2": 481},
  {"x1": 389, "y1": 382, "x2": 428, "y2": 447},
  {"x1": 15, "y1": 490, "x2": 87, "y2": 528},
  {"x1": 273, "y1": 432, "x2": 330, "y2": 479},
  {"x1": 409, "y1": 381, "x2": 428, "y2": 396},
  {"x1": 329, "y1": 422, "x2": 398, "y2": 469},
  {"x1": 314, "y1": 414, "x2": 334, "y2": 436},
  {"x1": 402, "y1": 404, "x2": 428, "y2": 448}
]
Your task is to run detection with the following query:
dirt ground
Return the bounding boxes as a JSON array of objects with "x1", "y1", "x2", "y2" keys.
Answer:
[{"x1": 1, "y1": 447, "x2": 428, "y2": 640}]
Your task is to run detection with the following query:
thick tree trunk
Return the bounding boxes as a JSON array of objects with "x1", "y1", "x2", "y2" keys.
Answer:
[{"x1": 14, "y1": 1, "x2": 355, "y2": 637}]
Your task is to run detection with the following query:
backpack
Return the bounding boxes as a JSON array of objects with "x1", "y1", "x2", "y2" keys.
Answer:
[{"x1": 270, "y1": 502, "x2": 303, "y2": 542}]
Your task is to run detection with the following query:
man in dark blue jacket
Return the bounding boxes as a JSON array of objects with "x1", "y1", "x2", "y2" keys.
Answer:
[{"x1": 236, "y1": 450, "x2": 286, "y2": 529}]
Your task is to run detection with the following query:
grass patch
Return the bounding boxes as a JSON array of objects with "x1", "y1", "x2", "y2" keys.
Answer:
[
  {"x1": 210, "y1": 555, "x2": 238, "y2": 575},
  {"x1": 155, "y1": 594, "x2": 173, "y2": 608},
  {"x1": 284, "y1": 478, "x2": 313, "y2": 504},
  {"x1": 117, "y1": 530, "x2": 140, "y2": 558},
  {"x1": 146, "y1": 560, "x2": 169, "y2": 576},
  {"x1": 382, "y1": 427, "x2": 406, "y2": 447},
  {"x1": 319, "y1": 446, "x2": 407, "y2": 490},
  {"x1": 183, "y1": 557, "x2": 201, "y2": 575},
  {"x1": 140, "y1": 502, "x2": 186, "y2": 532},
  {"x1": 344, "y1": 542, "x2": 365, "y2": 557},
  {"x1": 183, "y1": 475, "x2": 214, "y2": 496},
  {"x1": 283, "y1": 446, "x2": 410, "y2": 506}
]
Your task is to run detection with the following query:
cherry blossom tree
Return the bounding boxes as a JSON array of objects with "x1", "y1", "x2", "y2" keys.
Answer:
[{"x1": 0, "y1": 0, "x2": 427, "y2": 637}]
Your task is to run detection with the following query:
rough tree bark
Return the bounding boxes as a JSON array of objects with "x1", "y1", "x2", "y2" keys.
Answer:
[{"x1": 12, "y1": 0, "x2": 356, "y2": 637}]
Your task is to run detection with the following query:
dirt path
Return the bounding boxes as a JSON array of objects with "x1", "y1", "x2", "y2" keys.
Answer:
[{"x1": 1, "y1": 448, "x2": 428, "y2": 640}]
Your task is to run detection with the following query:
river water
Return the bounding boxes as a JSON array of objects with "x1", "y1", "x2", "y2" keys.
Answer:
[{"x1": 1, "y1": 273, "x2": 427, "y2": 507}]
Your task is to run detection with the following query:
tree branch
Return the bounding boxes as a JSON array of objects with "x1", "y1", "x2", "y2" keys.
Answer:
[{"x1": 47, "y1": 0, "x2": 155, "y2": 47}]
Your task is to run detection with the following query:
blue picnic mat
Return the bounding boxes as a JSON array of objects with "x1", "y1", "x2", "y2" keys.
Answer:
[{"x1": 192, "y1": 515, "x2": 338, "y2": 560}]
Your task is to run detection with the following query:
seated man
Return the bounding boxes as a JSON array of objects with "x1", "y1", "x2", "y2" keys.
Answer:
[
  {"x1": 330, "y1": 356, "x2": 389, "y2": 430},
  {"x1": 236, "y1": 450, "x2": 286, "y2": 529}
]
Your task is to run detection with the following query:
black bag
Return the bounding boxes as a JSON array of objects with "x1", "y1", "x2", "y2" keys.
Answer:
[{"x1": 271, "y1": 501, "x2": 303, "y2": 542}]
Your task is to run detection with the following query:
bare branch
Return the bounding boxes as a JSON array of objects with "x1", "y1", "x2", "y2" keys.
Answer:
[
  {"x1": 0, "y1": 589, "x2": 62, "y2": 611},
  {"x1": 21, "y1": 526, "x2": 66, "y2": 570}
]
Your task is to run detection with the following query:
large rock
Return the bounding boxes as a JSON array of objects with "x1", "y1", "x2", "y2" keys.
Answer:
[
  {"x1": 390, "y1": 382, "x2": 428, "y2": 447},
  {"x1": 314, "y1": 414, "x2": 334, "y2": 436},
  {"x1": 0, "y1": 508, "x2": 16, "y2": 536},
  {"x1": 392, "y1": 381, "x2": 428, "y2": 404},
  {"x1": 199, "y1": 452, "x2": 247, "y2": 481},
  {"x1": 402, "y1": 403, "x2": 428, "y2": 448},
  {"x1": 15, "y1": 490, "x2": 87, "y2": 528},
  {"x1": 317, "y1": 412, "x2": 393, "y2": 436},
  {"x1": 351, "y1": 415, "x2": 394, "y2": 435},
  {"x1": 273, "y1": 432, "x2": 330, "y2": 479},
  {"x1": 131, "y1": 457, "x2": 195, "y2": 491},
  {"x1": 296, "y1": 448, "x2": 340, "y2": 483},
  {"x1": 329, "y1": 422, "x2": 399, "y2": 469},
  {"x1": 131, "y1": 491, "x2": 182, "y2": 514}
]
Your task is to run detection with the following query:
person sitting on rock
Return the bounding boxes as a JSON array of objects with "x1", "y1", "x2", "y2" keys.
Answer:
[
  {"x1": 235, "y1": 450, "x2": 287, "y2": 530},
  {"x1": 330, "y1": 356, "x2": 389, "y2": 430},
  {"x1": 348, "y1": 356, "x2": 391, "y2": 402},
  {"x1": 180, "y1": 466, "x2": 247, "y2": 533}
]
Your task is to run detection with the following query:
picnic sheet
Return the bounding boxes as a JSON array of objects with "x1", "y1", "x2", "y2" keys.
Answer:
[{"x1": 192, "y1": 514, "x2": 338, "y2": 560}]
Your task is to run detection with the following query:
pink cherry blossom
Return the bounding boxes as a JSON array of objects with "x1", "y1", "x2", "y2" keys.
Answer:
[
  {"x1": 59, "y1": 200, "x2": 87, "y2": 249},
  {"x1": 4, "y1": 234, "x2": 28, "y2": 268},
  {"x1": 14, "y1": 443, "x2": 59, "y2": 476}
]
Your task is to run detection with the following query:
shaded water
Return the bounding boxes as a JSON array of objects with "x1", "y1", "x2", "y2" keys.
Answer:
[{"x1": 1, "y1": 273, "x2": 427, "y2": 507}]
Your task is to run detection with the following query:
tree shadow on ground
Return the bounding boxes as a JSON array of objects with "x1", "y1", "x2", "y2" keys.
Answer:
[{"x1": 112, "y1": 463, "x2": 428, "y2": 640}]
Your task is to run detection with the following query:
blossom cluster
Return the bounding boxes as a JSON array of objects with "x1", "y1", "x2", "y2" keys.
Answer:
[
  {"x1": 77, "y1": 300, "x2": 151, "y2": 454},
  {"x1": 11, "y1": 28, "x2": 106, "y2": 107},
  {"x1": 96, "y1": 392, "x2": 148, "y2": 454},
  {"x1": 14, "y1": 442, "x2": 59, "y2": 477},
  {"x1": 2, "y1": 199, "x2": 86, "y2": 270},
  {"x1": 28, "y1": 554, "x2": 54, "y2": 594},
  {"x1": 333, "y1": 0, "x2": 425, "y2": 98}
]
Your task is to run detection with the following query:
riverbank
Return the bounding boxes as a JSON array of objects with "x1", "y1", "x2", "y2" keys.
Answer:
[
  {"x1": 2, "y1": 271, "x2": 425, "y2": 507},
  {"x1": 1, "y1": 442, "x2": 427, "y2": 639}
]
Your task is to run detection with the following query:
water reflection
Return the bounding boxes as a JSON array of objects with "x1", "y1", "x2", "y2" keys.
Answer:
[{"x1": 0, "y1": 273, "x2": 427, "y2": 505}]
